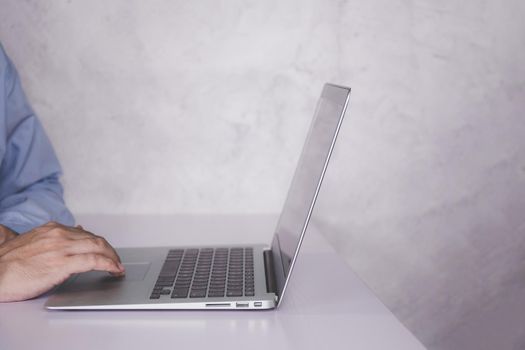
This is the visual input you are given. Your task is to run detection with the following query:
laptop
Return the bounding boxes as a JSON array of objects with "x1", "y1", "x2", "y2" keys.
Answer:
[{"x1": 45, "y1": 83, "x2": 351, "y2": 310}]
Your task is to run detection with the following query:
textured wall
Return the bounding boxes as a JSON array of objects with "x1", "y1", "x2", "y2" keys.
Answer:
[
  {"x1": 1, "y1": 1, "x2": 525, "y2": 349},
  {"x1": 0, "y1": 0, "x2": 339, "y2": 214}
]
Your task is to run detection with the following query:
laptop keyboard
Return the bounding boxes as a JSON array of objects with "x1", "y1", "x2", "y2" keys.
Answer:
[{"x1": 149, "y1": 247, "x2": 255, "y2": 299}]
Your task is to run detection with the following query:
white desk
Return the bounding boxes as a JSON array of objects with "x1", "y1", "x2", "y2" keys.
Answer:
[{"x1": 0, "y1": 214, "x2": 424, "y2": 350}]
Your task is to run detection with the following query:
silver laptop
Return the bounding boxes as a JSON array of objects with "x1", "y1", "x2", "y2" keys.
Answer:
[{"x1": 45, "y1": 83, "x2": 351, "y2": 310}]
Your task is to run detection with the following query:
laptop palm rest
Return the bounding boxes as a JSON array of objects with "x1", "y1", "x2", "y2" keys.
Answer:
[{"x1": 63, "y1": 262, "x2": 151, "y2": 292}]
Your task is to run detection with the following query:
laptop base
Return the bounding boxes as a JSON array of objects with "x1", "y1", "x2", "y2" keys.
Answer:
[{"x1": 45, "y1": 245, "x2": 277, "y2": 310}]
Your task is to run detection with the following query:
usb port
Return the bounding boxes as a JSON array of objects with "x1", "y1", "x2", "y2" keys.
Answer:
[
  {"x1": 236, "y1": 302, "x2": 249, "y2": 308},
  {"x1": 254, "y1": 302, "x2": 262, "y2": 307}
]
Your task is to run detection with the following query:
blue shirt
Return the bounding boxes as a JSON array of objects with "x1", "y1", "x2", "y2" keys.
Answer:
[{"x1": 0, "y1": 44, "x2": 74, "y2": 233}]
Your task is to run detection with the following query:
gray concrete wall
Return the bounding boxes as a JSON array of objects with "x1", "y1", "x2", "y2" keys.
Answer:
[{"x1": 1, "y1": 1, "x2": 525, "y2": 348}]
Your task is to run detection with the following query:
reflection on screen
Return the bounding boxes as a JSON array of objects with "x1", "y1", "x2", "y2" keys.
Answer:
[{"x1": 274, "y1": 84, "x2": 350, "y2": 278}]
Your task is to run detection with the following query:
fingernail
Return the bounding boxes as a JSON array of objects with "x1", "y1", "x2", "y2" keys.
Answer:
[{"x1": 118, "y1": 262, "x2": 125, "y2": 271}]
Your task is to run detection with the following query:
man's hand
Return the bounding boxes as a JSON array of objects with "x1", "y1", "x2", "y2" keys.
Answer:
[
  {"x1": 0, "y1": 225, "x2": 18, "y2": 245},
  {"x1": 0, "y1": 222, "x2": 125, "y2": 302}
]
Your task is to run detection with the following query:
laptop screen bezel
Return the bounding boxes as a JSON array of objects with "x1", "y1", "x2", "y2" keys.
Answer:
[{"x1": 270, "y1": 83, "x2": 351, "y2": 306}]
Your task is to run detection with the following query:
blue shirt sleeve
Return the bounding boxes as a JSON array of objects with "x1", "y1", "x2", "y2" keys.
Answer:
[{"x1": 0, "y1": 44, "x2": 74, "y2": 233}]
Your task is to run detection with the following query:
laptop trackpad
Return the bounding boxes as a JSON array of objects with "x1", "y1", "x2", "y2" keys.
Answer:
[
  {"x1": 120, "y1": 262, "x2": 150, "y2": 281},
  {"x1": 74, "y1": 262, "x2": 151, "y2": 284}
]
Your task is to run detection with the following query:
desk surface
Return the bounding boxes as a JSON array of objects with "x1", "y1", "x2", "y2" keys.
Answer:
[{"x1": 0, "y1": 214, "x2": 424, "y2": 350}]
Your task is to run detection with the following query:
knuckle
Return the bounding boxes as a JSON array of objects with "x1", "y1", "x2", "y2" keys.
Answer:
[
  {"x1": 47, "y1": 227, "x2": 67, "y2": 238},
  {"x1": 44, "y1": 221, "x2": 59, "y2": 228},
  {"x1": 94, "y1": 237, "x2": 108, "y2": 249}
]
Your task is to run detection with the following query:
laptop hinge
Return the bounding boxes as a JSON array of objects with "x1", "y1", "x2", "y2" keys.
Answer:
[{"x1": 263, "y1": 249, "x2": 278, "y2": 295}]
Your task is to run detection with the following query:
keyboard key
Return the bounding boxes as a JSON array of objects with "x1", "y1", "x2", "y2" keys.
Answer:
[
  {"x1": 175, "y1": 280, "x2": 191, "y2": 285},
  {"x1": 228, "y1": 281, "x2": 243, "y2": 286},
  {"x1": 192, "y1": 284, "x2": 208, "y2": 290},
  {"x1": 171, "y1": 288, "x2": 189, "y2": 298},
  {"x1": 155, "y1": 281, "x2": 173, "y2": 287},
  {"x1": 227, "y1": 290, "x2": 243, "y2": 297},
  {"x1": 190, "y1": 290, "x2": 207, "y2": 298},
  {"x1": 157, "y1": 276, "x2": 175, "y2": 281},
  {"x1": 210, "y1": 287, "x2": 225, "y2": 291}
]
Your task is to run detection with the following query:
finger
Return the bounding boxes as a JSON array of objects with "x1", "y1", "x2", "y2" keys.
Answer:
[
  {"x1": 98, "y1": 236, "x2": 122, "y2": 263},
  {"x1": 65, "y1": 253, "x2": 124, "y2": 275},
  {"x1": 61, "y1": 227, "x2": 107, "y2": 241},
  {"x1": 88, "y1": 235, "x2": 122, "y2": 264},
  {"x1": 63, "y1": 237, "x2": 123, "y2": 265},
  {"x1": 43, "y1": 226, "x2": 123, "y2": 265},
  {"x1": 84, "y1": 232, "x2": 122, "y2": 264}
]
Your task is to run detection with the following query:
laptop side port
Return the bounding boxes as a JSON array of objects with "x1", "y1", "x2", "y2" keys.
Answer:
[
  {"x1": 206, "y1": 303, "x2": 231, "y2": 307},
  {"x1": 236, "y1": 302, "x2": 249, "y2": 308},
  {"x1": 254, "y1": 302, "x2": 262, "y2": 307}
]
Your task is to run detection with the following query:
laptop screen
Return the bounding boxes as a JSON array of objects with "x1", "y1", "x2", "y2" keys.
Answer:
[{"x1": 272, "y1": 84, "x2": 350, "y2": 299}]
